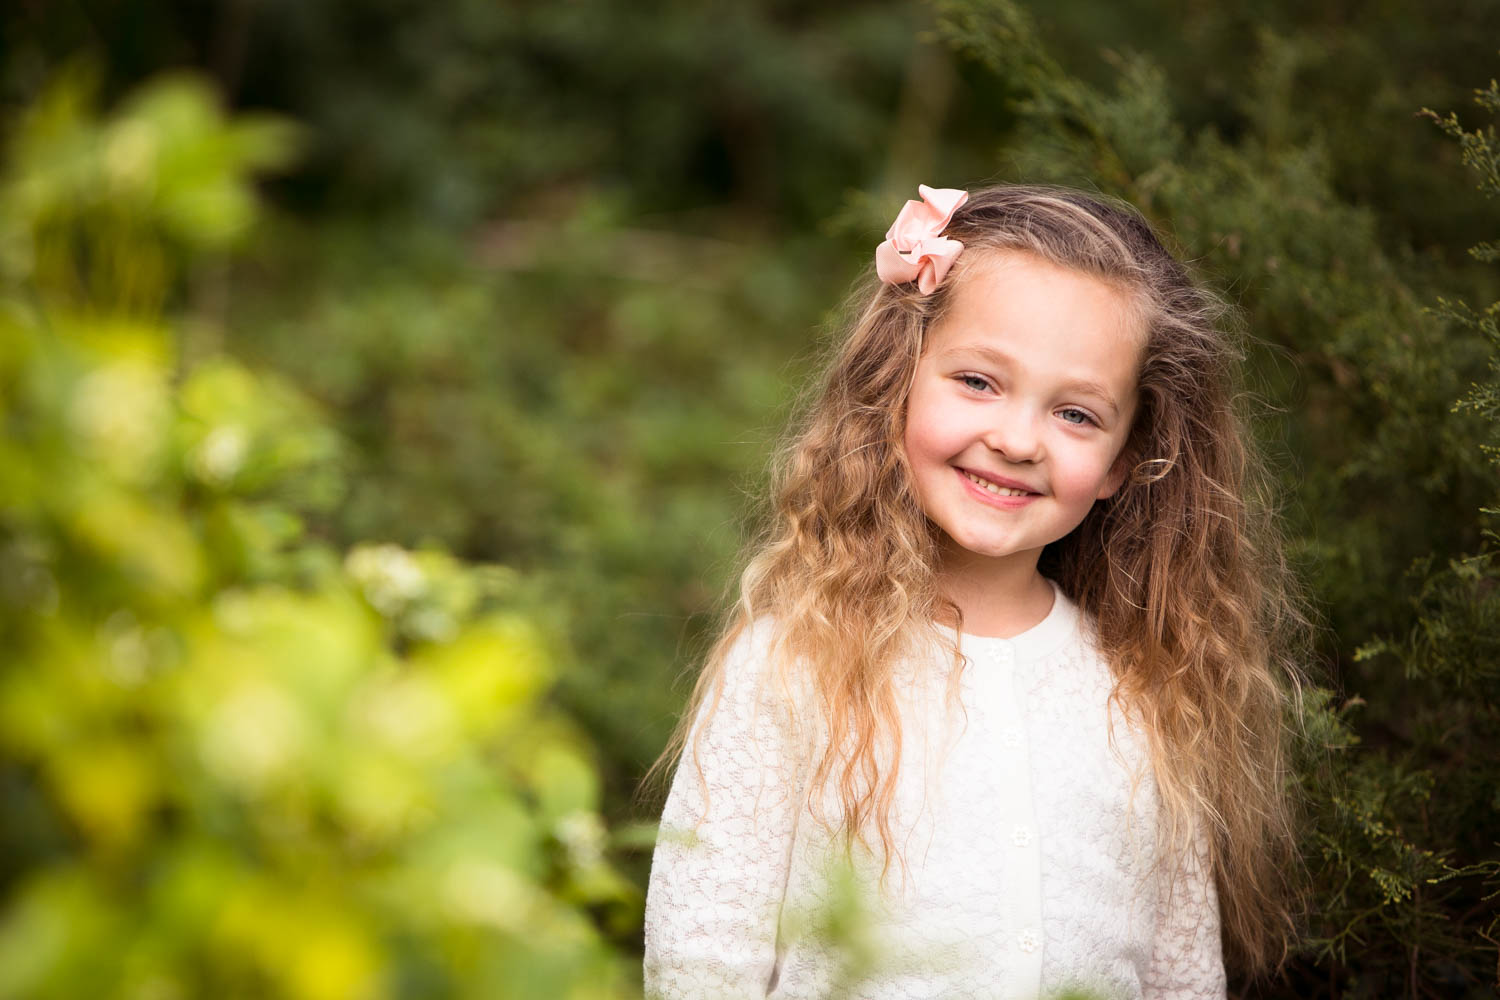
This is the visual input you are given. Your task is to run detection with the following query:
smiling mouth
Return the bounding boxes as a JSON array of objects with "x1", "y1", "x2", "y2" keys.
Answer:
[{"x1": 962, "y1": 470, "x2": 1035, "y2": 497}]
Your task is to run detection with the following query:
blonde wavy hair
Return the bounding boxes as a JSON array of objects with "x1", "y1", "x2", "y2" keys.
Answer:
[{"x1": 653, "y1": 184, "x2": 1308, "y2": 976}]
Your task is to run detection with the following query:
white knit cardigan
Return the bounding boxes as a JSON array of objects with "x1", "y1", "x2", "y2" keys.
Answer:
[{"x1": 644, "y1": 586, "x2": 1226, "y2": 1000}]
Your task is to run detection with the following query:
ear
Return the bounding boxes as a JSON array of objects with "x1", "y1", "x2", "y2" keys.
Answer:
[{"x1": 1096, "y1": 450, "x2": 1131, "y2": 500}]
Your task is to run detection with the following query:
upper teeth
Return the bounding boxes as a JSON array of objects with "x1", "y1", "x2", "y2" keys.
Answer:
[{"x1": 966, "y1": 472, "x2": 1028, "y2": 496}]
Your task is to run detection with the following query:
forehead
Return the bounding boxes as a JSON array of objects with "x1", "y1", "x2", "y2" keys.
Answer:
[{"x1": 924, "y1": 251, "x2": 1145, "y2": 389}]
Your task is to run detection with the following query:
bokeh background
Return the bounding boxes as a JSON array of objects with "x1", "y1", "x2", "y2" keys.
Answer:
[{"x1": 1, "y1": 1, "x2": 1498, "y2": 997}]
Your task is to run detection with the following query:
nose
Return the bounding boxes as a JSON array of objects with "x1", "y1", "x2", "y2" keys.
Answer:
[{"x1": 982, "y1": 410, "x2": 1044, "y2": 463}]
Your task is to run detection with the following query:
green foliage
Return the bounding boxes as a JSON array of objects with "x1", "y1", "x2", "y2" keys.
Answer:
[
  {"x1": 1424, "y1": 79, "x2": 1500, "y2": 466},
  {"x1": 1, "y1": 0, "x2": 920, "y2": 227},
  {"x1": 1343, "y1": 76, "x2": 1500, "y2": 992},
  {"x1": 0, "y1": 74, "x2": 638, "y2": 1000},
  {"x1": 0, "y1": 63, "x2": 300, "y2": 316},
  {"x1": 212, "y1": 189, "x2": 847, "y2": 824},
  {"x1": 4, "y1": 3, "x2": 1500, "y2": 997}
]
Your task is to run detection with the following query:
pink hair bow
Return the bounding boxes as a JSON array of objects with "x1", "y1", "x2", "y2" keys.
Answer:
[{"x1": 875, "y1": 184, "x2": 969, "y2": 294}]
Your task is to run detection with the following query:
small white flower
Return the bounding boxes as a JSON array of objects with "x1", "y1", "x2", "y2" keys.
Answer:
[
  {"x1": 1017, "y1": 929, "x2": 1040, "y2": 953},
  {"x1": 1012, "y1": 825, "x2": 1033, "y2": 848},
  {"x1": 192, "y1": 425, "x2": 249, "y2": 485},
  {"x1": 345, "y1": 543, "x2": 426, "y2": 614},
  {"x1": 405, "y1": 605, "x2": 456, "y2": 642},
  {"x1": 555, "y1": 810, "x2": 607, "y2": 869}
]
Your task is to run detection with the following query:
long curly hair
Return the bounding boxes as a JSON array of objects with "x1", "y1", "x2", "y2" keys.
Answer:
[{"x1": 653, "y1": 184, "x2": 1309, "y2": 976}]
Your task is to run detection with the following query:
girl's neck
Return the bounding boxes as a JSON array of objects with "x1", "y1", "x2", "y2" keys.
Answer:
[{"x1": 937, "y1": 551, "x2": 1055, "y2": 639}]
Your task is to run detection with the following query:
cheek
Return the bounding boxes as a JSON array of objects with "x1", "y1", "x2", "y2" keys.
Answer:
[
  {"x1": 902, "y1": 389, "x2": 957, "y2": 465},
  {"x1": 901, "y1": 413, "x2": 928, "y2": 461},
  {"x1": 1054, "y1": 444, "x2": 1126, "y2": 498},
  {"x1": 903, "y1": 419, "x2": 949, "y2": 476}
]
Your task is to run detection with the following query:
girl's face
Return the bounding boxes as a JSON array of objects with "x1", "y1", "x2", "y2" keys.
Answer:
[{"x1": 903, "y1": 251, "x2": 1142, "y2": 580}]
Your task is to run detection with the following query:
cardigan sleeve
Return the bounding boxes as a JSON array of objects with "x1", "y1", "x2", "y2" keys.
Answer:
[
  {"x1": 1141, "y1": 829, "x2": 1228, "y2": 1000},
  {"x1": 643, "y1": 624, "x2": 805, "y2": 1000}
]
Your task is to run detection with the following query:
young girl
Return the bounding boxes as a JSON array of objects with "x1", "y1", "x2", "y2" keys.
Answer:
[{"x1": 643, "y1": 184, "x2": 1306, "y2": 1000}]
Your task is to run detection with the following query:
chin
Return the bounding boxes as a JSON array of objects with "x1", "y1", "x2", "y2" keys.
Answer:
[{"x1": 944, "y1": 535, "x2": 1021, "y2": 562}]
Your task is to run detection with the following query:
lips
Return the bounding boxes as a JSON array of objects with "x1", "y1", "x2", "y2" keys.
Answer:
[{"x1": 960, "y1": 468, "x2": 1038, "y2": 497}]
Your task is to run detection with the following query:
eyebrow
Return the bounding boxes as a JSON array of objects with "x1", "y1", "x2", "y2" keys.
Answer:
[{"x1": 937, "y1": 344, "x2": 1123, "y2": 417}]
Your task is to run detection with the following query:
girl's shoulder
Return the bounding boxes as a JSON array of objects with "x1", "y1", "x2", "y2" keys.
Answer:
[
  {"x1": 708, "y1": 617, "x2": 812, "y2": 716},
  {"x1": 711, "y1": 616, "x2": 782, "y2": 691},
  {"x1": 684, "y1": 618, "x2": 815, "y2": 768},
  {"x1": 722, "y1": 615, "x2": 780, "y2": 665}
]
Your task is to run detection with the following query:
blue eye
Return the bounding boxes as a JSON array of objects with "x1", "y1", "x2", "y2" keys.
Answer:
[
  {"x1": 959, "y1": 374, "x2": 991, "y2": 392},
  {"x1": 1059, "y1": 408, "x2": 1094, "y2": 426}
]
